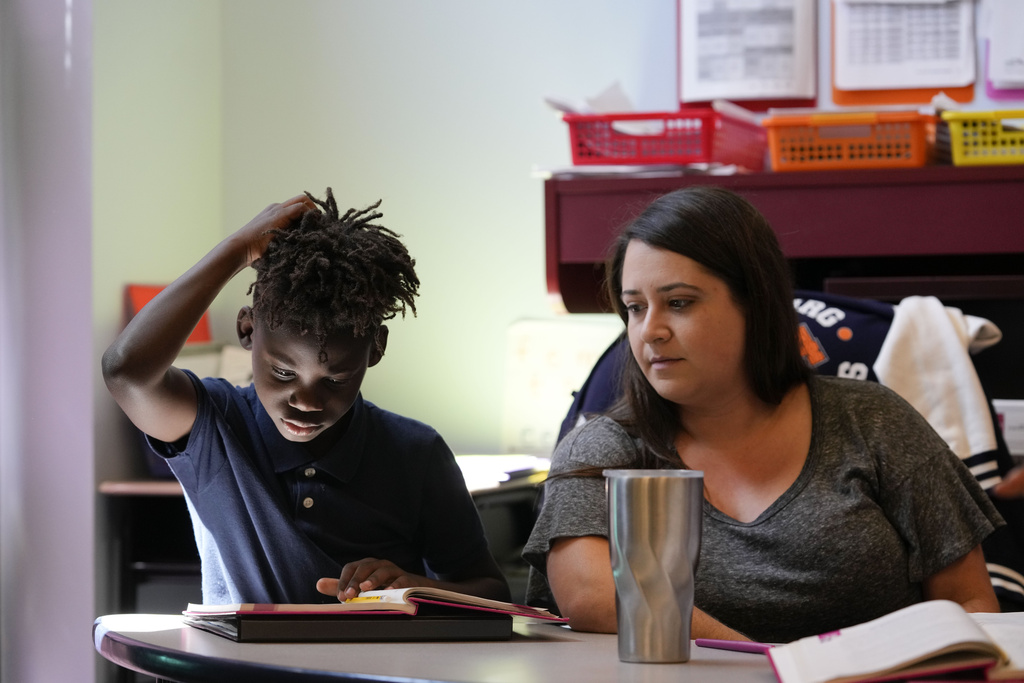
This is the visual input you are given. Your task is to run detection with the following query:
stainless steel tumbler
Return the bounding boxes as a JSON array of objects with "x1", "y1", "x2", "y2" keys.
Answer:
[{"x1": 604, "y1": 469, "x2": 704, "y2": 663}]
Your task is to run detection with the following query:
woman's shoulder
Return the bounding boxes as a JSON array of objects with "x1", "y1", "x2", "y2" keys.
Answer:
[
  {"x1": 812, "y1": 374, "x2": 911, "y2": 412},
  {"x1": 809, "y1": 375, "x2": 946, "y2": 462},
  {"x1": 561, "y1": 415, "x2": 633, "y2": 446},
  {"x1": 550, "y1": 416, "x2": 641, "y2": 473}
]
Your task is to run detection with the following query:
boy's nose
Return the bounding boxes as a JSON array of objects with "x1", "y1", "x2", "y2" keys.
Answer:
[{"x1": 288, "y1": 385, "x2": 324, "y2": 412}]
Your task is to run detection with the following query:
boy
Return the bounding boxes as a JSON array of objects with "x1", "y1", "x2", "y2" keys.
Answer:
[{"x1": 103, "y1": 190, "x2": 509, "y2": 605}]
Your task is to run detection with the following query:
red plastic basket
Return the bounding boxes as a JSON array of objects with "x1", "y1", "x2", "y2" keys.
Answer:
[{"x1": 564, "y1": 109, "x2": 766, "y2": 171}]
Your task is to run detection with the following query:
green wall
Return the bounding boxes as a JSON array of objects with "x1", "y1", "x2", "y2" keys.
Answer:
[
  {"x1": 94, "y1": 0, "x2": 666, "y2": 468},
  {"x1": 93, "y1": 0, "x2": 224, "y2": 481}
]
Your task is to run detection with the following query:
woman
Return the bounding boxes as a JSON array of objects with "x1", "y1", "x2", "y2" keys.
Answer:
[{"x1": 523, "y1": 187, "x2": 1002, "y2": 643}]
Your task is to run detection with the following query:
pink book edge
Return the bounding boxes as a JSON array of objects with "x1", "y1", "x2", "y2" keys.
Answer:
[
  {"x1": 188, "y1": 608, "x2": 410, "y2": 617},
  {"x1": 767, "y1": 651, "x2": 995, "y2": 683},
  {"x1": 186, "y1": 599, "x2": 569, "y2": 622}
]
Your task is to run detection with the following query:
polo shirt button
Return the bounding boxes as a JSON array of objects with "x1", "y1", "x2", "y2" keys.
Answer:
[
  {"x1": 303, "y1": 497, "x2": 314, "y2": 509},
  {"x1": 304, "y1": 467, "x2": 316, "y2": 478}
]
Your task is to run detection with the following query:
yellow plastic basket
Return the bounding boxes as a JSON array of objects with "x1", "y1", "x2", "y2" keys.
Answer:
[{"x1": 938, "y1": 110, "x2": 1024, "y2": 166}]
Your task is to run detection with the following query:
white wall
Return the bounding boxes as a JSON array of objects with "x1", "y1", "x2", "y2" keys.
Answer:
[
  {"x1": 216, "y1": 0, "x2": 675, "y2": 453},
  {"x1": 90, "y1": 4, "x2": 224, "y2": 680},
  {"x1": 0, "y1": 1, "x2": 95, "y2": 682},
  {"x1": 204, "y1": 0, "x2": 1015, "y2": 458},
  {"x1": 92, "y1": 1, "x2": 223, "y2": 484},
  {"x1": 87, "y1": 4, "x2": 673, "y2": 677},
  {"x1": 101, "y1": 0, "x2": 1021, "y2": 472},
  {"x1": 89, "y1": 0, "x2": 1017, "y2": 472},
  {"x1": 91, "y1": 0, "x2": 682, "y2": 488}
]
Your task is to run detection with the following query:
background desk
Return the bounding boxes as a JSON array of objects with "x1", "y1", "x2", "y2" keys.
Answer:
[
  {"x1": 94, "y1": 614, "x2": 776, "y2": 683},
  {"x1": 545, "y1": 166, "x2": 1024, "y2": 401}
]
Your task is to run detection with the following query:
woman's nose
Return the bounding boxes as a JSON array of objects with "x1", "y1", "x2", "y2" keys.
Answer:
[{"x1": 640, "y1": 308, "x2": 668, "y2": 344}]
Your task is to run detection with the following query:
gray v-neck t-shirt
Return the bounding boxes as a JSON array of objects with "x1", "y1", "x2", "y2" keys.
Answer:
[{"x1": 523, "y1": 376, "x2": 1002, "y2": 643}]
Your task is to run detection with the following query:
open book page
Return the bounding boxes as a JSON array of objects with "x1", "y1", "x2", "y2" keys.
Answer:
[
  {"x1": 185, "y1": 596, "x2": 416, "y2": 616},
  {"x1": 358, "y1": 587, "x2": 565, "y2": 621},
  {"x1": 971, "y1": 612, "x2": 1024, "y2": 680},
  {"x1": 769, "y1": 601, "x2": 1002, "y2": 683},
  {"x1": 358, "y1": 586, "x2": 514, "y2": 609}
]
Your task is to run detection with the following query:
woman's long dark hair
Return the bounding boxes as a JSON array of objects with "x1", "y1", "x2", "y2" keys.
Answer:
[{"x1": 604, "y1": 186, "x2": 810, "y2": 466}]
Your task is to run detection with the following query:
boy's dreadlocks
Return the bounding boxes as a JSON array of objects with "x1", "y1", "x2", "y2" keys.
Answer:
[{"x1": 248, "y1": 188, "x2": 419, "y2": 358}]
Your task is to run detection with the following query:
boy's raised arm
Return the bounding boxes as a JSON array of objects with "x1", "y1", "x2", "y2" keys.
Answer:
[{"x1": 102, "y1": 196, "x2": 315, "y2": 443}]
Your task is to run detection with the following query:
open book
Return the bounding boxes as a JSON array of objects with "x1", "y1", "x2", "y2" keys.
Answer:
[
  {"x1": 183, "y1": 586, "x2": 566, "y2": 642},
  {"x1": 768, "y1": 600, "x2": 1024, "y2": 683}
]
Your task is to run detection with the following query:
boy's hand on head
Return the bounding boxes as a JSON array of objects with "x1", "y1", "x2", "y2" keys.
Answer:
[
  {"x1": 236, "y1": 194, "x2": 318, "y2": 267},
  {"x1": 316, "y1": 558, "x2": 431, "y2": 602}
]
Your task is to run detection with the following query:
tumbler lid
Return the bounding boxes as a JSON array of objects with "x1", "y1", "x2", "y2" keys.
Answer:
[{"x1": 603, "y1": 469, "x2": 703, "y2": 478}]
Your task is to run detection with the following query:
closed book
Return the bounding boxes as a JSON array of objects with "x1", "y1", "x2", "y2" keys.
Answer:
[{"x1": 183, "y1": 586, "x2": 565, "y2": 643}]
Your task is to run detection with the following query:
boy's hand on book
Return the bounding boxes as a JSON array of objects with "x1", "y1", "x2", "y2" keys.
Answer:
[{"x1": 316, "y1": 558, "x2": 431, "y2": 602}]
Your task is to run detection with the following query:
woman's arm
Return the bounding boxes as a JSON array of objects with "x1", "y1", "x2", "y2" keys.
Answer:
[
  {"x1": 923, "y1": 544, "x2": 999, "y2": 612},
  {"x1": 546, "y1": 535, "x2": 748, "y2": 639},
  {"x1": 546, "y1": 536, "x2": 616, "y2": 632}
]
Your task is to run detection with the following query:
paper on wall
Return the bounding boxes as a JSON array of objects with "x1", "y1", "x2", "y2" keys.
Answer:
[
  {"x1": 678, "y1": 0, "x2": 816, "y2": 103},
  {"x1": 833, "y1": 0, "x2": 975, "y2": 91},
  {"x1": 985, "y1": 0, "x2": 1024, "y2": 88}
]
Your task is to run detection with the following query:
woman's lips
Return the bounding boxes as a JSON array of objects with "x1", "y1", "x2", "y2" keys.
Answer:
[{"x1": 648, "y1": 357, "x2": 681, "y2": 371}]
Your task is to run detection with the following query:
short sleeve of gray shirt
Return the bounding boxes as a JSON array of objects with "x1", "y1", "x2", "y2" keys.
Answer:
[{"x1": 522, "y1": 376, "x2": 1003, "y2": 643}]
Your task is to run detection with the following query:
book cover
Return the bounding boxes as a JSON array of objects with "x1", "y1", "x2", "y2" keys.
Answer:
[
  {"x1": 184, "y1": 607, "x2": 515, "y2": 643},
  {"x1": 183, "y1": 586, "x2": 566, "y2": 643}
]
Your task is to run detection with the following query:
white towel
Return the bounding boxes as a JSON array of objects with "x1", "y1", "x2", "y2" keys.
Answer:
[{"x1": 873, "y1": 296, "x2": 1001, "y2": 465}]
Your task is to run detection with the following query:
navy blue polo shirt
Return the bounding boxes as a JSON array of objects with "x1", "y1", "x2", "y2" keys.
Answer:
[{"x1": 149, "y1": 370, "x2": 490, "y2": 605}]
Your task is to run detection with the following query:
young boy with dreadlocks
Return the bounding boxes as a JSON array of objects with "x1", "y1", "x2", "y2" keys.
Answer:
[{"x1": 103, "y1": 190, "x2": 509, "y2": 605}]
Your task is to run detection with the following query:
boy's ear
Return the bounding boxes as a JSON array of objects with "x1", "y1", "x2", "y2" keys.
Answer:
[
  {"x1": 368, "y1": 325, "x2": 388, "y2": 367},
  {"x1": 236, "y1": 307, "x2": 256, "y2": 350}
]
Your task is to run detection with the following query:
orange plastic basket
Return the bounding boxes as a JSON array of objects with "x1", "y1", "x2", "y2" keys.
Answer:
[
  {"x1": 564, "y1": 109, "x2": 766, "y2": 171},
  {"x1": 762, "y1": 111, "x2": 932, "y2": 172}
]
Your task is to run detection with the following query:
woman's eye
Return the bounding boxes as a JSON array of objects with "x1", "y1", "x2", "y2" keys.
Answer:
[
  {"x1": 668, "y1": 297, "x2": 696, "y2": 310},
  {"x1": 624, "y1": 302, "x2": 644, "y2": 314}
]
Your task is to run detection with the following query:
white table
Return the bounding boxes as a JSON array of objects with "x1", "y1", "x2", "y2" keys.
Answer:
[{"x1": 94, "y1": 614, "x2": 778, "y2": 683}]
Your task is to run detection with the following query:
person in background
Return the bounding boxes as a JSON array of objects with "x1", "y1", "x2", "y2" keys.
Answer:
[
  {"x1": 523, "y1": 186, "x2": 1001, "y2": 643},
  {"x1": 996, "y1": 467, "x2": 1024, "y2": 498},
  {"x1": 103, "y1": 189, "x2": 509, "y2": 605}
]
